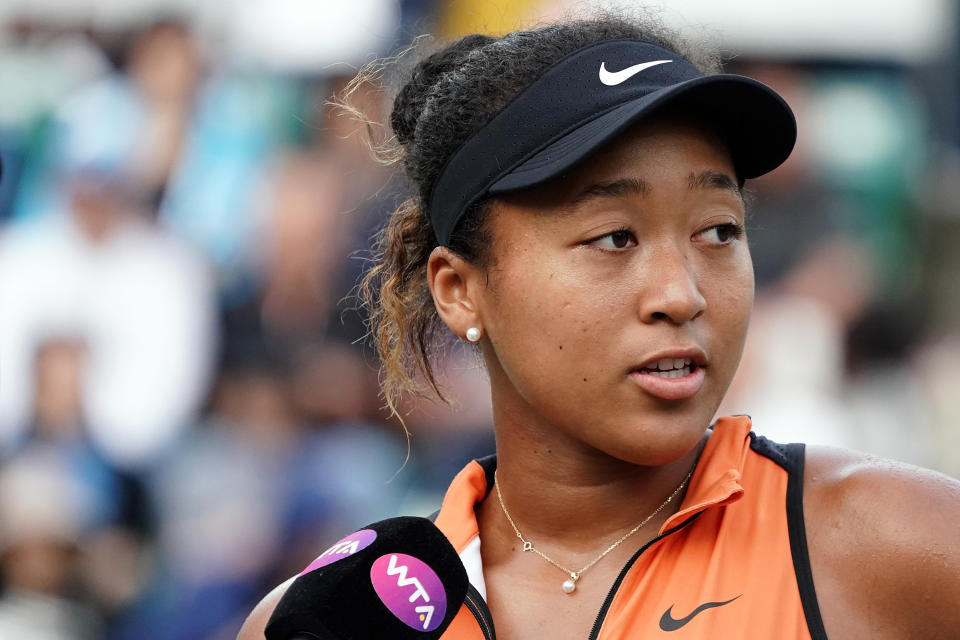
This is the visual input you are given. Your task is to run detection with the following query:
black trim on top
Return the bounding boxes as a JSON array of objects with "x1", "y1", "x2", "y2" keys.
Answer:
[
  {"x1": 463, "y1": 583, "x2": 496, "y2": 640},
  {"x1": 475, "y1": 454, "x2": 498, "y2": 498},
  {"x1": 427, "y1": 454, "x2": 498, "y2": 523},
  {"x1": 747, "y1": 432, "x2": 789, "y2": 467},
  {"x1": 749, "y1": 434, "x2": 829, "y2": 640}
]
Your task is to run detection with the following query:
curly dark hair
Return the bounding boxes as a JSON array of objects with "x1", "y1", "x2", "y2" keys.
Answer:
[{"x1": 345, "y1": 13, "x2": 720, "y2": 419}]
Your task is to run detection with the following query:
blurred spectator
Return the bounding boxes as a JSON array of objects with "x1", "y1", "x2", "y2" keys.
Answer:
[
  {"x1": 0, "y1": 336, "x2": 149, "y2": 640},
  {"x1": 13, "y1": 21, "x2": 201, "y2": 221},
  {"x1": 242, "y1": 150, "x2": 355, "y2": 339},
  {"x1": 0, "y1": 20, "x2": 110, "y2": 221},
  {"x1": 0, "y1": 164, "x2": 217, "y2": 470},
  {"x1": 124, "y1": 22, "x2": 199, "y2": 202},
  {"x1": 24, "y1": 338, "x2": 148, "y2": 613},
  {"x1": 156, "y1": 70, "x2": 296, "y2": 306},
  {"x1": 18, "y1": 338, "x2": 128, "y2": 528},
  {"x1": 0, "y1": 450, "x2": 103, "y2": 640}
]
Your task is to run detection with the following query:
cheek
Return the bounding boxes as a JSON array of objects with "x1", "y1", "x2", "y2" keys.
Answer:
[
  {"x1": 491, "y1": 267, "x2": 593, "y2": 350},
  {"x1": 484, "y1": 261, "x2": 607, "y2": 385},
  {"x1": 706, "y1": 250, "x2": 755, "y2": 365},
  {"x1": 720, "y1": 262, "x2": 754, "y2": 319}
]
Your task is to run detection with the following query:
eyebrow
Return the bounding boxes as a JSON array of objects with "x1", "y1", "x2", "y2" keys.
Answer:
[
  {"x1": 568, "y1": 177, "x2": 648, "y2": 208},
  {"x1": 568, "y1": 170, "x2": 743, "y2": 211},
  {"x1": 688, "y1": 170, "x2": 744, "y2": 202}
]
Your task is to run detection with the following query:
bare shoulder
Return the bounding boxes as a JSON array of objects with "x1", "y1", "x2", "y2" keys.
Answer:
[
  {"x1": 803, "y1": 446, "x2": 960, "y2": 639},
  {"x1": 236, "y1": 577, "x2": 296, "y2": 640}
]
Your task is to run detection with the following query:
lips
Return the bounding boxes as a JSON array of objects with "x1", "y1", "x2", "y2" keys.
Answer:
[{"x1": 629, "y1": 349, "x2": 707, "y2": 400}]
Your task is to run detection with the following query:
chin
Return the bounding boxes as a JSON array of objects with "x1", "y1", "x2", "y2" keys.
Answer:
[{"x1": 603, "y1": 418, "x2": 710, "y2": 467}]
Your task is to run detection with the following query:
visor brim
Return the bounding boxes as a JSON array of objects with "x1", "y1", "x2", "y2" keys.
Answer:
[{"x1": 489, "y1": 74, "x2": 796, "y2": 193}]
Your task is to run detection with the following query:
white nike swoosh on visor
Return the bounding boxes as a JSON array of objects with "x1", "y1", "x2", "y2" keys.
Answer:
[{"x1": 598, "y1": 60, "x2": 672, "y2": 86}]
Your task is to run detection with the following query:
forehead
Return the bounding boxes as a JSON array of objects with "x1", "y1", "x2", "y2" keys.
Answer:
[{"x1": 494, "y1": 116, "x2": 737, "y2": 212}]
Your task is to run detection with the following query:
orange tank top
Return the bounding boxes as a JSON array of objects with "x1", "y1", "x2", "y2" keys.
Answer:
[{"x1": 433, "y1": 416, "x2": 827, "y2": 639}]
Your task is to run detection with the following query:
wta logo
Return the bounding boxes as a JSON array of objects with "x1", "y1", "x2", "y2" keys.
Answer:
[
  {"x1": 370, "y1": 553, "x2": 447, "y2": 632},
  {"x1": 299, "y1": 529, "x2": 377, "y2": 575}
]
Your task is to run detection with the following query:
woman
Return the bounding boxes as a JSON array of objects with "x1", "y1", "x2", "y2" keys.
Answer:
[{"x1": 240, "y1": 15, "x2": 960, "y2": 639}]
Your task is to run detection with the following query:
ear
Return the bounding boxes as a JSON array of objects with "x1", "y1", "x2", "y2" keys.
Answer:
[{"x1": 427, "y1": 246, "x2": 485, "y2": 342}]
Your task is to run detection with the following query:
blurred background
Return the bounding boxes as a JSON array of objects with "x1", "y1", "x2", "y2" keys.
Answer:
[{"x1": 0, "y1": 0, "x2": 957, "y2": 637}]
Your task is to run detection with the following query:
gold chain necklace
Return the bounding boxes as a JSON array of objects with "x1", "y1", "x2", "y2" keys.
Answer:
[{"x1": 494, "y1": 466, "x2": 694, "y2": 594}]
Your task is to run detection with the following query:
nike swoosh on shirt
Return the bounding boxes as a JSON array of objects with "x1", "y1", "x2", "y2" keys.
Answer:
[
  {"x1": 658, "y1": 595, "x2": 741, "y2": 631},
  {"x1": 598, "y1": 60, "x2": 672, "y2": 86}
]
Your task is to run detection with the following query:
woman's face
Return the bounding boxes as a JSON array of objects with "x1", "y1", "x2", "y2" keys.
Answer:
[{"x1": 475, "y1": 117, "x2": 754, "y2": 465}]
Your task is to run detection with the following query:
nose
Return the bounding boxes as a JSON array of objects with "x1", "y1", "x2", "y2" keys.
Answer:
[{"x1": 638, "y1": 248, "x2": 707, "y2": 325}]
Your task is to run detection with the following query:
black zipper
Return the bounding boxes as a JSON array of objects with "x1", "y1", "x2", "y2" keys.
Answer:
[
  {"x1": 463, "y1": 583, "x2": 496, "y2": 640},
  {"x1": 586, "y1": 511, "x2": 704, "y2": 639}
]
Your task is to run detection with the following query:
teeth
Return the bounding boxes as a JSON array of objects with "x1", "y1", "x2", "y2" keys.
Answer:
[
  {"x1": 652, "y1": 358, "x2": 692, "y2": 372},
  {"x1": 645, "y1": 366, "x2": 692, "y2": 378}
]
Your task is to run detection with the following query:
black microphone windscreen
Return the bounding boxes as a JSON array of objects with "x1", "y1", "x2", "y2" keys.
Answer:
[{"x1": 265, "y1": 516, "x2": 469, "y2": 640}]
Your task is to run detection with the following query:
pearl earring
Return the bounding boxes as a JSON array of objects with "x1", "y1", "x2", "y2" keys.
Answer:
[{"x1": 466, "y1": 327, "x2": 482, "y2": 342}]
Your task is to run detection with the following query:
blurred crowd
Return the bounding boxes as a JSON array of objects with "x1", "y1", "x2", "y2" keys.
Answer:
[{"x1": 0, "y1": 1, "x2": 957, "y2": 638}]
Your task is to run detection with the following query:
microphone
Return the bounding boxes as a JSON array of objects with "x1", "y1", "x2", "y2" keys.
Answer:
[{"x1": 265, "y1": 516, "x2": 469, "y2": 639}]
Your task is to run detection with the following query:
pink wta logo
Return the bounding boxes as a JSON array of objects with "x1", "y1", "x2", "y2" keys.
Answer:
[
  {"x1": 299, "y1": 529, "x2": 377, "y2": 575},
  {"x1": 370, "y1": 553, "x2": 447, "y2": 632}
]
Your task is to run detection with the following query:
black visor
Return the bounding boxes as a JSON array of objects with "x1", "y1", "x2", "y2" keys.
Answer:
[{"x1": 429, "y1": 39, "x2": 796, "y2": 245}]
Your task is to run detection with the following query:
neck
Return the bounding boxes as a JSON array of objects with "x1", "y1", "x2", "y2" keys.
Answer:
[{"x1": 485, "y1": 414, "x2": 706, "y2": 552}]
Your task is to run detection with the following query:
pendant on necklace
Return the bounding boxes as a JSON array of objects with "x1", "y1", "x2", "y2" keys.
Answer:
[{"x1": 561, "y1": 572, "x2": 579, "y2": 594}]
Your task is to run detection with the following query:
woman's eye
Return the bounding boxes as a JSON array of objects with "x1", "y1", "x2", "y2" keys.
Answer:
[
  {"x1": 696, "y1": 223, "x2": 744, "y2": 244},
  {"x1": 589, "y1": 230, "x2": 637, "y2": 250}
]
